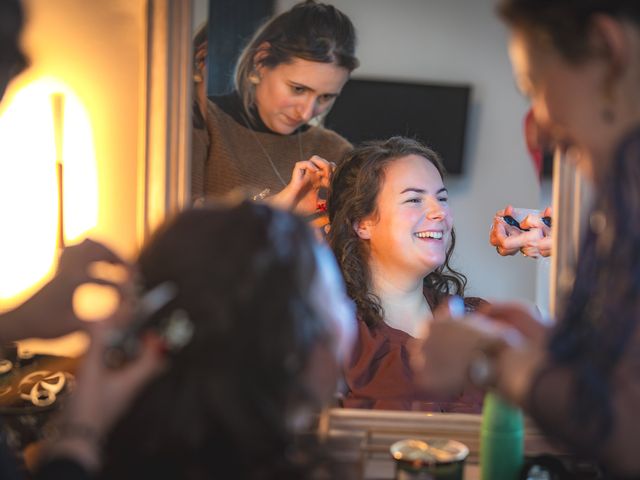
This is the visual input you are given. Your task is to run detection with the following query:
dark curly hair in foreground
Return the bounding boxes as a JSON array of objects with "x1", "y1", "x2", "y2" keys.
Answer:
[{"x1": 101, "y1": 201, "x2": 331, "y2": 480}]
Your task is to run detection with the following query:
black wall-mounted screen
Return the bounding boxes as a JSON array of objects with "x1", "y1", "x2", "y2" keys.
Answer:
[{"x1": 325, "y1": 79, "x2": 471, "y2": 174}]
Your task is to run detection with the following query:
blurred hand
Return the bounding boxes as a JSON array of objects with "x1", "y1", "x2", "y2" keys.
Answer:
[
  {"x1": 270, "y1": 155, "x2": 336, "y2": 215},
  {"x1": 479, "y1": 301, "x2": 548, "y2": 346},
  {"x1": 411, "y1": 299, "x2": 525, "y2": 396},
  {"x1": 39, "y1": 306, "x2": 166, "y2": 472},
  {"x1": 3, "y1": 239, "x2": 132, "y2": 341},
  {"x1": 65, "y1": 320, "x2": 166, "y2": 440}
]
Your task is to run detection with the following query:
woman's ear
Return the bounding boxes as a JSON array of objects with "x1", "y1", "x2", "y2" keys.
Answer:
[
  {"x1": 252, "y1": 42, "x2": 271, "y2": 70},
  {"x1": 353, "y1": 219, "x2": 372, "y2": 240}
]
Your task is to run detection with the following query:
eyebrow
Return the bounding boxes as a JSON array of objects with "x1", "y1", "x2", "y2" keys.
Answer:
[
  {"x1": 400, "y1": 187, "x2": 448, "y2": 195},
  {"x1": 289, "y1": 81, "x2": 340, "y2": 97}
]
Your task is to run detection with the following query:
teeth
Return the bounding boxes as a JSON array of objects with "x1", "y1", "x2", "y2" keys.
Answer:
[{"x1": 415, "y1": 231, "x2": 443, "y2": 239}]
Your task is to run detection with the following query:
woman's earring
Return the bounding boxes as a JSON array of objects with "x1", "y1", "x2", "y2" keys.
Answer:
[{"x1": 248, "y1": 66, "x2": 261, "y2": 85}]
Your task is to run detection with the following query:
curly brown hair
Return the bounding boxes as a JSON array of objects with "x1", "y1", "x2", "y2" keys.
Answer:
[{"x1": 327, "y1": 136, "x2": 466, "y2": 329}]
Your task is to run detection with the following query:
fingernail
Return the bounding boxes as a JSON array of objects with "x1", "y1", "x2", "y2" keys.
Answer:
[{"x1": 448, "y1": 296, "x2": 465, "y2": 319}]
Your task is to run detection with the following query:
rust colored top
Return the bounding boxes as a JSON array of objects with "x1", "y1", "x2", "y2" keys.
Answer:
[{"x1": 342, "y1": 295, "x2": 486, "y2": 412}]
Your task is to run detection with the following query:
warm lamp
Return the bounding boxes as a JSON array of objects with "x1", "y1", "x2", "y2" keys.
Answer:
[{"x1": 0, "y1": 79, "x2": 97, "y2": 313}]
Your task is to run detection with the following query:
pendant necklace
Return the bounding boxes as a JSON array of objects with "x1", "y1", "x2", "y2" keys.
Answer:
[{"x1": 242, "y1": 113, "x2": 304, "y2": 189}]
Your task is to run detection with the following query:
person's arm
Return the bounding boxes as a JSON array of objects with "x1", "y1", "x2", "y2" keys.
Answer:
[
  {"x1": 520, "y1": 343, "x2": 640, "y2": 476},
  {"x1": 476, "y1": 303, "x2": 640, "y2": 473}
]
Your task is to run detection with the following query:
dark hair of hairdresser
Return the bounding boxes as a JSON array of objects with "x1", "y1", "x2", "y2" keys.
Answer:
[
  {"x1": 235, "y1": 0, "x2": 359, "y2": 118},
  {"x1": 499, "y1": 0, "x2": 640, "y2": 456},
  {"x1": 100, "y1": 201, "x2": 329, "y2": 480},
  {"x1": 327, "y1": 136, "x2": 466, "y2": 329},
  {"x1": 0, "y1": 0, "x2": 28, "y2": 100}
]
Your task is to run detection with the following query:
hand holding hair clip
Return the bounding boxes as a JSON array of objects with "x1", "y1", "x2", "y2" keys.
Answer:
[
  {"x1": 502, "y1": 215, "x2": 530, "y2": 231},
  {"x1": 104, "y1": 282, "x2": 194, "y2": 369},
  {"x1": 503, "y1": 213, "x2": 552, "y2": 230}
]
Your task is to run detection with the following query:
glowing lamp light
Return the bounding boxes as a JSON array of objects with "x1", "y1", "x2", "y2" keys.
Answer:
[{"x1": 0, "y1": 78, "x2": 98, "y2": 311}]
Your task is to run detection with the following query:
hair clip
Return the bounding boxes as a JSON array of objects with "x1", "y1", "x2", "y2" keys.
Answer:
[
  {"x1": 503, "y1": 214, "x2": 552, "y2": 230},
  {"x1": 104, "y1": 282, "x2": 180, "y2": 369},
  {"x1": 161, "y1": 309, "x2": 194, "y2": 351},
  {"x1": 502, "y1": 215, "x2": 529, "y2": 231}
]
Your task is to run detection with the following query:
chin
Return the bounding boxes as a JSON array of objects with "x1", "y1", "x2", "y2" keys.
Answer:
[
  {"x1": 418, "y1": 260, "x2": 445, "y2": 278},
  {"x1": 275, "y1": 124, "x2": 297, "y2": 135}
]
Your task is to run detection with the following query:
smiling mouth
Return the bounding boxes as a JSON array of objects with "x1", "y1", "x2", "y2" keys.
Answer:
[{"x1": 415, "y1": 231, "x2": 443, "y2": 240}]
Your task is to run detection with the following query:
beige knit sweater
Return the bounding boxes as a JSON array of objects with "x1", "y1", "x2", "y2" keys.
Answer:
[{"x1": 192, "y1": 99, "x2": 352, "y2": 203}]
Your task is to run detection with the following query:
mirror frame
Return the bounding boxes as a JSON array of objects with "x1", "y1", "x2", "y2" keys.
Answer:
[{"x1": 139, "y1": 0, "x2": 193, "y2": 243}]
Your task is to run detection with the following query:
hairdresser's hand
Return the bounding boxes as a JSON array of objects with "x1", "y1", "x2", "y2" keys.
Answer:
[
  {"x1": 490, "y1": 205, "x2": 528, "y2": 256},
  {"x1": 42, "y1": 317, "x2": 166, "y2": 472},
  {"x1": 1, "y1": 239, "x2": 132, "y2": 342},
  {"x1": 270, "y1": 156, "x2": 335, "y2": 216},
  {"x1": 411, "y1": 299, "x2": 524, "y2": 396},
  {"x1": 490, "y1": 205, "x2": 553, "y2": 258},
  {"x1": 518, "y1": 206, "x2": 553, "y2": 258},
  {"x1": 480, "y1": 302, "x2": 548, "y2": 345}
]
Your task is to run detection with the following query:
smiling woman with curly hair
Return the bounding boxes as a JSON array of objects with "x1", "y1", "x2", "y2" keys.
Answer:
[{"x1": 327, "y1": 136, "x2": 485, "y2": 412}]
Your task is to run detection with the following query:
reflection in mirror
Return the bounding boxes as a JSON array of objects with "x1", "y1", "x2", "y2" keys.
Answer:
[
  {"x1": 190, "y1": 0, "x2": 356, "y2": 241},
  {"x1": 192, "y1": 0, "x2": 548, "y2": 415},
  {"x1": 195, "y1": 0, "x2": 543, "y2": 300}
]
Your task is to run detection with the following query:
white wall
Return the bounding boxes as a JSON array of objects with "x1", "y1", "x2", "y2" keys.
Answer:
[
  {"x1": 278, "y1": 0, "x2": 541, "y2": 302},
  {"x1": 192, "y1": 0, "x2": 208, "y2": 31}
]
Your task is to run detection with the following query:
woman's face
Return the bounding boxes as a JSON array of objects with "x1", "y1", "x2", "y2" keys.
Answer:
[
  {"x1": 508, "y1": 30, "x2": 614, "y2": 179},
  {"x1": 359, "y1": 154, "x2": 452, "y2": 281},
  {"x1": 254, "y1": 57, "x2": 349, "y2": 135}
]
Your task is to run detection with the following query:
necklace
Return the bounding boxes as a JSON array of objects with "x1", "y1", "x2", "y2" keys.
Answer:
[{"x1": 241, "y1": 113, "x2": 304, "y2": 188}]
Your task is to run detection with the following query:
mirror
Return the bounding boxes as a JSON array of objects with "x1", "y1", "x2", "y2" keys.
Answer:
[
  {"x1": 192, "y1": 0, "x2": 547, "y2": 307},
  {"x1": 188, "y1": 0, "x2": 549, "y2": 415}
]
